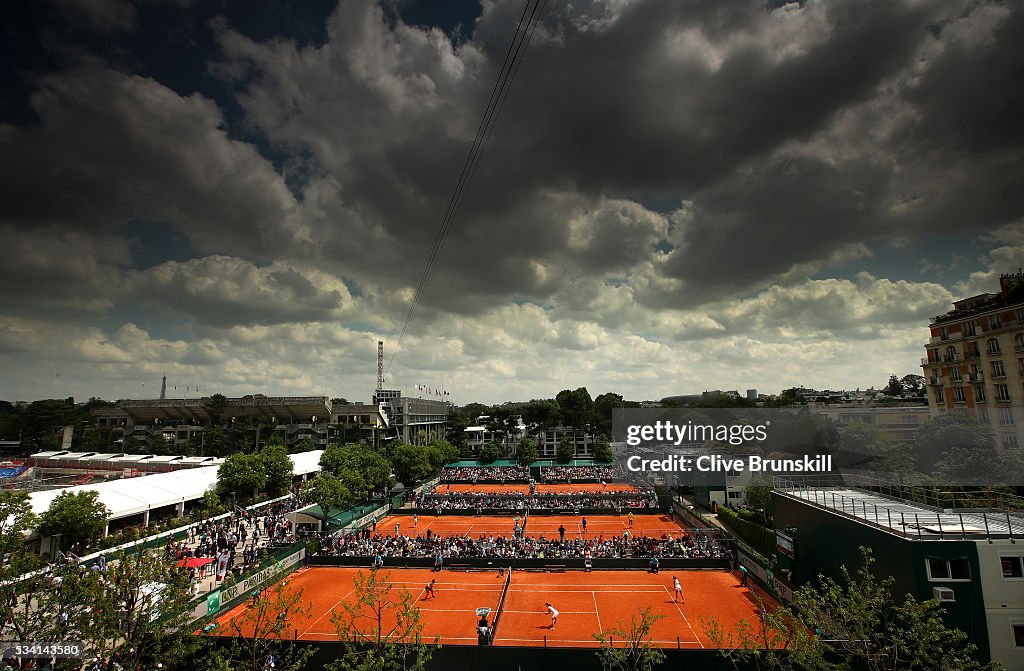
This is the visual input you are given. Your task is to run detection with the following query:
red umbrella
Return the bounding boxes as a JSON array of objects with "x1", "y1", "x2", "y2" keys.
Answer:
[{"x1": 177, "y1": 557, "x2": 214, "y2": 568}]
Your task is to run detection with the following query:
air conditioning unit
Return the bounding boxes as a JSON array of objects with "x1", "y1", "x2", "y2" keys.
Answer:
[{"x1": 933, "y1": 587, "x2": 955, "y2": 603}]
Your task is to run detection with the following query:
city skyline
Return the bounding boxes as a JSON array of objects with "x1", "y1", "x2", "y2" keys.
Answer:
[{"x1": 2, "y1": 0, "x2": 1022, "y2": 404}]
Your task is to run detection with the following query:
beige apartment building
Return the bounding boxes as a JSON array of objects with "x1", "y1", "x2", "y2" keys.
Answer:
[{"x1": 921, "y1": 272, "x2": 1024, "y2": 450}]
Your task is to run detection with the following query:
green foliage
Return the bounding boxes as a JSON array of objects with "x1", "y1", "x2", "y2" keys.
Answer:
[
  {"x1": 201, "y1": 572, "x2": 315, "y2": 671},
  {"x1": 516, "y1": 437, "x2": 539, "y2": 466},
  {"x1": 593, "y1": 606, "x2": 666, "y2": 671},
  {"x1": 424, "y1": 439, "x2": 460, "y2": 472},
  {"x1": 593, "y1": 392, "x2": 625, "y2": 438},
  {"x1": 303, "y1": 472, "x2": 352, "y2": 520},
  {"x1": 556, "y1": 387, "x2": 594, "y2": 429},
  {"x1": 521, "y1": 399, "x2": 562, "y2": 430},
  {"x1": 914, "y1": 414, "x2": 996, "y2": 473},
  {"x1": 38, "y1": 490, "x2": 108, "y2": 548},
  {"x1": 839, "y1": 423, "x2": 893, "y2": 459},
  {"x1": 322, "y1": 443, "x2": 393, "y2": 497},
  {"x1": 556, "y1": 435, "x2": 575, "y2": 463},
  {"x1": 716, "y1": 506, "x2": 775, "y2": 559},
  {"x1": 217, "y1": 452, "x2": 268, "y2": 500},
  {"x1": 743, "y1": 474, "x2": 774, "y2": 518},
  {"x1": 328, "y1": 568, "x2": 438, "y2": 671},
  {"x1": 480, "y1": 442, "x2": 502, "y2": 464},
  {"x1": 259, "y1": 442, "x2": 295, "y2": 496},
  {"x1": 792, "y1": 547, "x2": 1002, "y2": 671},
  {"x1": 593, "y1": 435, "x2": 614, "y2": 462},
  {"x1": 390, "y1": 443, "x2": 432, "y2": 485},
  {"x1": 291, "y1": 436, "x2": 317, "y2": 454}
]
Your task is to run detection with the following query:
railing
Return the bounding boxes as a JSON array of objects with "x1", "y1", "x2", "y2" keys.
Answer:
[{"x1": 773, "y1": 474, "x2": 1024, "y2": 540}]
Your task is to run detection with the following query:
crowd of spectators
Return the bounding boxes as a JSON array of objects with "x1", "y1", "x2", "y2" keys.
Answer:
[
  {"x1": 539, "y1": 466, "x2": 616, "y2": 482},
  {"x1": 316, "y1": 529, "x2": 726, "y2": 560},
  {"x1": 417, "y1": 491, "x2": 658, "y2": 511},
  {"x1": 440, "y1": 466, "x2": 530, "y2": 483}
]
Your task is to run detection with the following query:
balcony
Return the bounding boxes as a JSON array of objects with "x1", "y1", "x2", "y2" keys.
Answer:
[
  {"x1": 963, "y1": 350, "x2": 980, "y2": 360},
  {"x1": 992, "y1": 372, "x2": 1008, "y2": 380},
  {"x1": 969, "y1": 372, "x2": 984, "y2": 383},
  {"x1": 928, "y1": 375, "x2": 943, "y2": 386},
  {"x1": 950, "y1": 375, "x2": 964, "y2": 384},
  {"x1": 943, "y1": 354, "x2": 961, "y2": 363}
]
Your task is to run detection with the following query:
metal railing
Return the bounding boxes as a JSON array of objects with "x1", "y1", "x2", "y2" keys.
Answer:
[{"x1": 773, "y1": 474, "x2": 1024, "y2": 541}]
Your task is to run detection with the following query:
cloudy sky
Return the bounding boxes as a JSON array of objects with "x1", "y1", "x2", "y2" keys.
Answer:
[{"x1": 1, "y1": 0, "x2": 1022, "y2": 405}]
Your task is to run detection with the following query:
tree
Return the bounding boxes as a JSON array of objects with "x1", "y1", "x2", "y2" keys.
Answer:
[
  {"x1": 390, "y1": 443, "x2": 432, "y2": 485},
  {"x1": 322, "y1": 443, "x2": 393, "y2": 497},
  {"x1": 884, "y1": 374, "x2": 905, "y2": 397},
  {"x1": 593, "y1": 393, "x2": 625, "y2": 438},
  {"x1": 556, "y1": 388, "x2": 594, "y2": 429},
  {"x1": 202, "y1": 393, "x2": 228, "y2": 427},
  {"x1": 556, "y1": 435, "x2": 575, "y2": 463},
  {"x1": 479, "y1": 442, "x2": 502, "y2": 464},
  {"x1": 38, "y1": 490, "x2": 108, "y2": 550},
  {"x1": 839, "y1": 423, "x2": 895, "y2": 474},
  {"x1": 84, "y1": 549, "x2": 203, "y2": 671},
  {"x1": 259, "y1": 442, "x2": 295, "y2": 496},
  {"x1": 424, "y1": 439, "x2": 459, "y2": 473},
  {"x1": 303, "y1": 472, "x2": 352, "y2": 521},
  {"x1": 217, "y1": 452, "x2": 268, "y2": 501},
  {"x1": 593, "y1": 606, "x2": 666, "y2": 671},
  {"x1": 521, "y1": 399, "x2": 561, "y2": 431},
  {"x1": 703, "y1": 548, "x2": 1001, "y2": 671},
  {"x1": 329, "y1": 568, "x2": 438, "y2": 671},
  {"x1": 291, "y1": 436, "x2": 317, "y2": 454},
  {"x1": 792, "y1": 547, "x2": 1001, "y2": 671},
  {"x1": 202, "y1": 570, "x2": 315, "y2": 671},
  {"x1": 914, "y1": 414, "x2": 996, "y2": 474},
  {"x1": 900, "y1": 374, "x2": 926, "y2": 397},
  {"x1": 744, "y1": 474, "x2": 773, "y2": 518},
  {"x1": 0, "y1": 491, "x2": 45, "y2": 645},
  {"x1": 593, "y1": 435, "x2": 614, "y2": 463},
  {"x1": 516, "y1": 437, "x2": 539, "y2": 467}
]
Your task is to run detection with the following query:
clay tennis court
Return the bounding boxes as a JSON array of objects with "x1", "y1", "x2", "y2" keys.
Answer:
[
  {"x1": 433, "y1": 483, "x2": 640, "y2": 494},
  {"x1": 209, "y1": 567, "x2": 769, "y2": 649},
  {"x1": 376, "y1": 515, "x2": 528, "y2": 538},
  {"x1": 372, "y1": 513, "x2": 690, "y2": 540},
  {"x1": 211, "y1": 567, "x2": 506, "y2": 644}
]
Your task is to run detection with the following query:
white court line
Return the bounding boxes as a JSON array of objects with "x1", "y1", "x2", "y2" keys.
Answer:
[
  {"x1": 592, "y1": 591, "x2": 602, "y2": 634},
  {"x1": 662, "y1": 584, "x2": 703, "y2": 649},
  {"x1": 300, "y1": 586, "x2": 356, "y2": 638}
]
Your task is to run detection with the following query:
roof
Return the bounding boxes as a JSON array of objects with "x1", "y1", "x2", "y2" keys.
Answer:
[
  {"x1": 290, "y1": 449, "x2": 324, "y2": 476},
  {"x1": 777, "y1": 486, "x2": 1024, "y2": 539},
  {"x1": 27, "y1": 450, "x2": 323, "y2": 524}
]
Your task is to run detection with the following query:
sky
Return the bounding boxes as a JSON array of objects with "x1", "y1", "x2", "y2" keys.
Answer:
[{"x1": 1, "y1": 0, "x2": 1023, "y2": 406}]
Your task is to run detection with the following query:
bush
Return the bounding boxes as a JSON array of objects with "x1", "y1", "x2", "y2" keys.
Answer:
[{"x1": 717, "y1": 506, "x2": 775, "y2": 559}]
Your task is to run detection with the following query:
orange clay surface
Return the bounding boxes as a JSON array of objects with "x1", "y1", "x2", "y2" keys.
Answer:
[
  {"x1": 434, "y1": 483, "x2": 639, "y2": 494},
  {"x1": 210, "y1": 567, "x2": 770, "y2": 649},
  {"x1": 371, "y1": 514, "x2": 689, "y2": 540}
]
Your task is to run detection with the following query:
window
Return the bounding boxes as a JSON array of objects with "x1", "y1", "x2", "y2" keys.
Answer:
[
  {"x1": 996, "y1": 384, "x2": 1011, "y2": 401},
  {"x1": 1001, "y1": 556, "x2": 1024, "y2": 579},
  {"x1": 953, "y1": 387, "x2": 966, "y2": 403},
  {"x1": 966, "y1": 321, "x2": 978, "y2": 337},
  {"x1": 1006, "y1": 434, "x2": 1020, "y2": 450},
  {"x1": 727, "y1": 491, "x2": 742, "y2": 499},
  {"x1": 941, "y1": 326, "x2": 949, "y2": 340},
  {"x1": 976, "y1": 386, "x2": 986, "y2": 403},
  {"x1": 1017, "y1": 308, "x2": 1024, "y2": 324},
  {"x1": 1016, "y1": 333, "x2": 1024, "y2": 351},
  {"x1": 926, "y1": 558, "x2": 972, "y2": 582},
  {"x1": 991, "y1": 316, "x2": 1003, "y2": 330},
  {"x1": 935, "y1": 387, "x2": 945, "y2": 403},
  {"x1": 993, "y1": 360, "x2": 1007, "y2": 378},
  {"x1": 1014, "y1": 623, "x2": 1024, "y2": 649},
  {"x1": 1000, "y1": 408, "x2": 1015, "y2": 425},
  {"x1": 978, "y1": 408, "x2": 990, "y2": 424},
  {"x1": 951, "y1": 367, "x2": 962, "y2": 381},
  {"x1": 988, "y1": 338, "x2": 1002, "y2": 355}
]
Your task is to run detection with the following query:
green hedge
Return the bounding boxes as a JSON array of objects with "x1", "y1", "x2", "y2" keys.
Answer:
[{"x1": 717, "y1": 506, "x2": 775, "y2": 559}]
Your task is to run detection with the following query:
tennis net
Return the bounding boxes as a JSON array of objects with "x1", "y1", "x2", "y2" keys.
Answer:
[{"x1": 490, "y1": 568, "x2": 513, "y2": 640}]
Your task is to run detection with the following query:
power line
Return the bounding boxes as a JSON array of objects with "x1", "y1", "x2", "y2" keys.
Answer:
[{"x1": 386, "y1": 0, "x2": 546, "y2": 376}]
